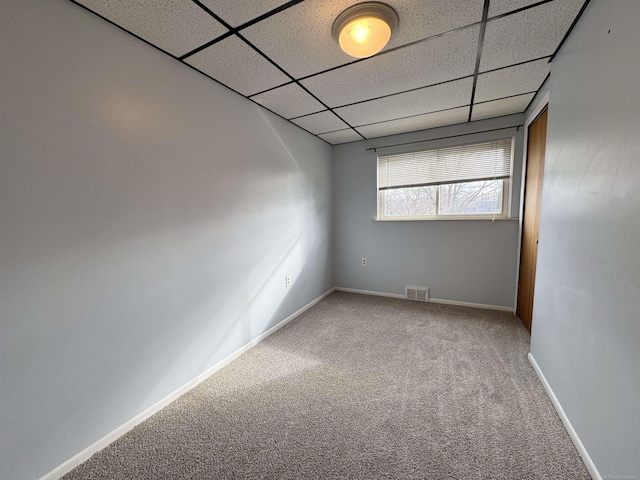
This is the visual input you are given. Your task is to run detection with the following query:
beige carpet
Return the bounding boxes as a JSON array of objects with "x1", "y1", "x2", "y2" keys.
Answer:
[{"x1": 64, "y1": 291, "x2": 589, "y2": 479}]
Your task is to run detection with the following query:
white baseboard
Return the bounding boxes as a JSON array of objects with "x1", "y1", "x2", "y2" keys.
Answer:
[
  {"x1": 334, "y1": 287, "x2": 512, "y2": 311},
  {"x1": 334, "y1": 286, "x2": 405, "y2": 299},
  {"x1": 527, "y1": 353, "x2": 601, "y2": 480},
  {"x1": 40, "y1": 287, "x2": 335, "y2": 480},
  {"x1": 429, "y1": 298, "x2": 513, "y2": 312}
]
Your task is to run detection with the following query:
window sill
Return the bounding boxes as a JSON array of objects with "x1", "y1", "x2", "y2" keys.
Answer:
[{"x1": 373, "y1": 216, "x2": 519, "y2": 222}]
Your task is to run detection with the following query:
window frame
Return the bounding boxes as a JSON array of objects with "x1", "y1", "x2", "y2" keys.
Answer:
[{"x1": 376, "y1": 137, "x2": 514, "y2": 221}]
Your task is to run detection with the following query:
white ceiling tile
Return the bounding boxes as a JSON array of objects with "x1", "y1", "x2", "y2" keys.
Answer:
[
  {"x1": 318, "y1": 129, "x2": 363, "y2": 145},
  {"x1": 357, "y1": 107, "x2": 469, "y2": 139},
  {"x1": 199, "y1": 0, "x2": 292, "y2": 27},
  {"x1": 185, "y1": 36, "x2": 290, "y2": 96},
  {"x1": 301, "y1": 25, "x2": 479, "y2": 108},
  {"x1": 488, "y1": 0, "x2": 544, "y2": 18},
  {"x1": 471, "y1": 93, "x2": 535, "y2": 121},
  {"x1": 334, "y1": 77, "x2": 473, "y2": 127},
  {"x1": 242, "y1": 0, "x2": 484, "y2": 78},
  {"x1": 292, "y1": 111, "x2": 349, "y2": 135},
  {"x1": 76, "y1": 0, "x2": 228, "y2": 57},
  {"x1": 251, "y1": 83, "x2": 326, "y2": 119},
  {"x1": 480, "y1": 0, "x2": 586, "y2": 71},
  {"x1": 475, "y1": 58, "x2": 550, "y2": 103},
  {"x1": 77, "y1": 0, "x2": 577, "y2": 141}
]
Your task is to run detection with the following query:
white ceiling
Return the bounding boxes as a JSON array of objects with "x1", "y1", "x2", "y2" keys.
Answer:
[{"x1": 71, "y1": 0, "x2": 589, "y2": 144}]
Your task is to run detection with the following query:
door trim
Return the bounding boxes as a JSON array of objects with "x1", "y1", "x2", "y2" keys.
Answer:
[{"x1": 513, "y1": 91, "x2": 549, "y2": 314}]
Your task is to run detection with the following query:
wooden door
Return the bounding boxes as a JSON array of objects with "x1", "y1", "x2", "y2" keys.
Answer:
[{"x1": 517, "y1": 107, "x2": 548, "y2": 333}]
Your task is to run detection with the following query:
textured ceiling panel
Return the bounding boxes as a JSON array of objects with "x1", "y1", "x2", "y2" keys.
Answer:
[
  {"x1": 251, "y1": 83, "x2": 326, "y2": 119},
  {"x1": 292, "y1": 110, "x2": 349, "y2": 135},
  {"x1": 73, "y1": 0, "x2": 589, "y2": 142},
  {"x1": 185, "y1": 36, "x2": 290, "y2": 96},
  {"x1": 357, "y1": 107, "x2": 469, "y2": 139},
  {"x1": 475, "y1": 58, "x2": 550, "y2": 103},
  {"x1": 318, "y1": 129, "x2": 363, "y2": 145},
  {"x1": 488, "y1": 0, "x2": 545, "y2": 18},
  {"x1": 480, "y1": 0, "x2": 586, "y2": 71},
  {"x1": 242, "y1": 0, "x2": 484, "y2": 78},
  {"x1": 76, "y1": 0, "x2": 228, "y2": 57},
  {"x1": 471, "y1": 93, "x2": 535, "y2": 121},
  {"x1": 335, "y1": 77, "x2": 473, "y2": 127},
  {"x1": 301, "y1": 25, "x2": 479, "y2": 108},
  {"x1": 200, "y1": 0, "x2": 291, "y2": 27}
]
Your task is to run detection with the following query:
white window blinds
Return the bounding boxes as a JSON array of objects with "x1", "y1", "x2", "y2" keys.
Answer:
[{"x1": 378, "y1": 138, "x2": 513, "y2": 191}]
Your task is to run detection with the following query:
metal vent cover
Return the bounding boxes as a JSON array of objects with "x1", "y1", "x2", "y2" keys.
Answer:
[{"x1": 405, "y1": 285, "x2": 429, "y2": 302}]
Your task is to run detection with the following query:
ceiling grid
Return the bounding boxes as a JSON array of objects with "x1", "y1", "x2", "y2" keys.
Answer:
[{"x1": 68, "y1": 0, "x2": 591, "y2": 144}]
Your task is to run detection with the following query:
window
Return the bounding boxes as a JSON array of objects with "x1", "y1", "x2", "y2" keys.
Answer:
[{"x1": 377, "y1": 138, "x2": 513, "y2": 220}]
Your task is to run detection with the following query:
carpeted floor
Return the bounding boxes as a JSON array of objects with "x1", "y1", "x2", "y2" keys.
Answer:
[{"x1": 64, "y1": 291, "x2": 589, "y2": 479}]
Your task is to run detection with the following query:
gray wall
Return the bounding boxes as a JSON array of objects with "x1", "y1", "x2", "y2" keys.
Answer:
[
  {"x1": 0, "y1": 1, "x2": 332, "y2": 478},
  {"x1": 524, "y1": 76, "x2": 549, "y2": 121},
  {"x1": 333, "y1": 115, "x2": 524, "y2": 307},
  {"x1": 530, "y1": 0, "x2": 640, "y2": 476}
]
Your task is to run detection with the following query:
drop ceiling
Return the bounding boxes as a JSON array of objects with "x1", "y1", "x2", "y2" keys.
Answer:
[{"x1": 69, "y1": 0, "x2": 589, "y2": 144}]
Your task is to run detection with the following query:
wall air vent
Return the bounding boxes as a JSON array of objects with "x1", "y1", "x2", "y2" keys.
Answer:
[{"x1": 405, "y1": 285, "x2": 430, "y2": 302}]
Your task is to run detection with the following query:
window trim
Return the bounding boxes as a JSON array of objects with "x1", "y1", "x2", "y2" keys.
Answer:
[{"x1": 376, "y1": 137, "x2": 515, "y2": 221}]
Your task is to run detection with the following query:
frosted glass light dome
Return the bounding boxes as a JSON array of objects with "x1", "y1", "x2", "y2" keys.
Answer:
[{"x1": 332, "y1": 2, "x2": 399, "y2": 59}]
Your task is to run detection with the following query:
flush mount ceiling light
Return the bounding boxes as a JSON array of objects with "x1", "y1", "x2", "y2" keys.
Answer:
[{"x1": 332, "y1": 2, "x2": 399, "y2": 59}]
